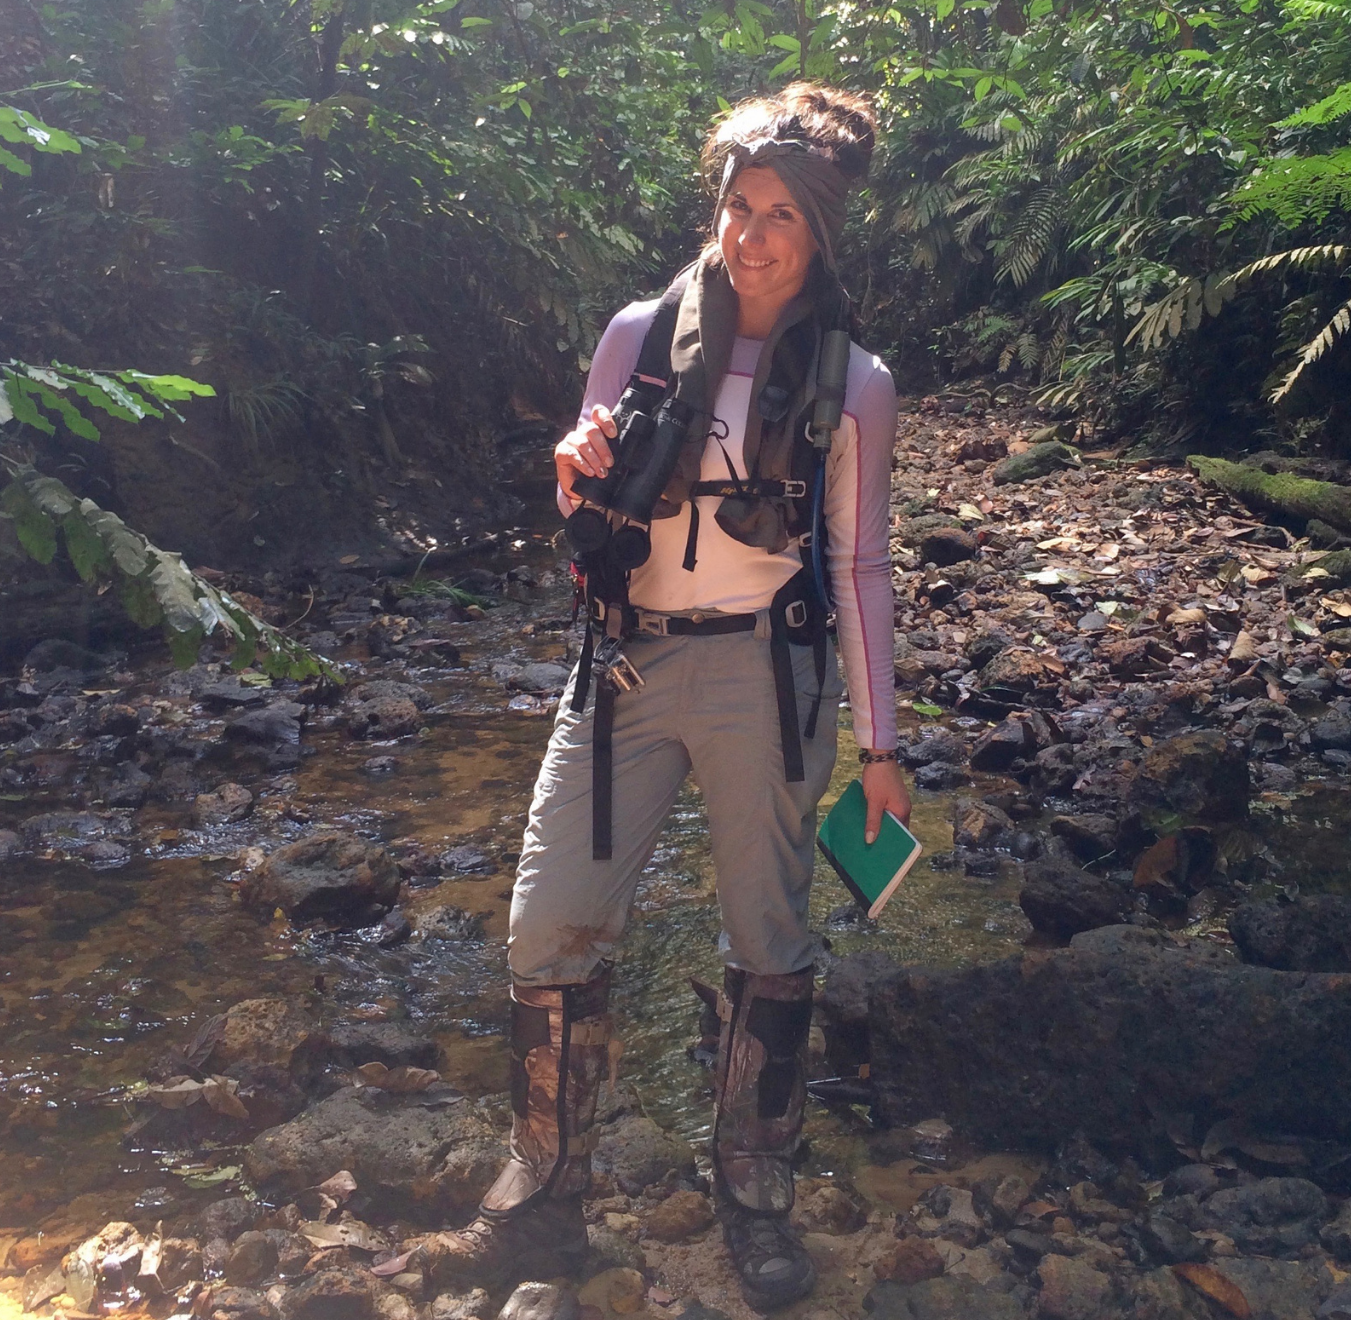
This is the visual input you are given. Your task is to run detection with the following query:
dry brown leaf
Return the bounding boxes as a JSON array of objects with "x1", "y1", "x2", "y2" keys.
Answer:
[
  {"x1": 339, "y1": 554, "x2": 360, "y2": 564},
  {"x1": 146, "y1": 1077, "x2": 205, "y2": 1110},
  {"x1": 1322, "y1": 597, "x2": 1351, "y2": 618},
  {"x1": 1094, "y1": 542, "x2": 1121, "y2": 560},
  {"x1": 1173, "y1": 1262, "x2": 1251, "y2": 1318},
  {"x1": 300, "y1": 1218, "x2": 390, "y2": 1253},
  {"x1": 1229, "y1": 631, "x2": 1259, "y2": 663},
  {"x1": 353, "y1": 1061, "x2": 440, "y2": 1093},
  {"x1": 201, "y1": 1076, "x2": 249, "y2": 1120},
  {"x1": 316, "y1": 1170, "x2": 358, "y2": 1201}
]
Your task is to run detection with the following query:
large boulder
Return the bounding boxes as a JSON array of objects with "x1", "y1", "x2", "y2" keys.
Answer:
[
  {"x1": 1198, "y1": 1177, "x2": 1329, "y2": 1256},
  {"x1": 1229, "y1": 896, "x2": 1351, "y2": 972},
  {"x1": 1018, "y1": 861, "x2": 1131, "y2": 938},
  {"x1": 1128, "y1": 730, "x2": 1249, "y2": 822},
  {"x1": 867, "y1": 926, "x2": 1351, "y2": 1152},
  {"x1": 240, "y1": 833, "x2": 401, "y2": 924},
  {"x1": 244, "y1": 1087, "x2": 505, "y2": 1221}
]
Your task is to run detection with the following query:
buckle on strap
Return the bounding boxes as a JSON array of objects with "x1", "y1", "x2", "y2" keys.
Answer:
[
  {"x1": 784, "y1": 600, "x2": 808, "y2": 629},
  {"x1": 635, "y1": 609, "x2": 669, "y2": 637},
  {"x1": 780, "y1": 479, "x2": 808, "y2": 498},
  {"x1": 564, "y1": 1131, "x2": 599, "y2": 1157},
  {"x1": 716, "y1": 992, "x2": 733, "y2": 1023}
]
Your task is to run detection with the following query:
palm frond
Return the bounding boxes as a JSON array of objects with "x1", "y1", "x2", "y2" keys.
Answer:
[{"x1": 1271, "y1": 297, "x2": 1351, "y2": 402}]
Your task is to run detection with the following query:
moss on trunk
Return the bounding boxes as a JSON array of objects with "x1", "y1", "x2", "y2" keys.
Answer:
[{"x1": 1188, "y1": 454, "x2": 1351, "y2": 534}]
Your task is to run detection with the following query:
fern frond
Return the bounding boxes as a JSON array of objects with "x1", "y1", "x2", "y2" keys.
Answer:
[
  {"x1": 1278, "y1": 82, "x2": 1351, "y2": 128},
  {"x1": 1271, "y1": 297, "x2": 1351, "y2": 402},
  {"x1": 996, "y1": 185, "x2": 1062, "y2": 288},
  {"x1": 1229, "y1": 150, "x2": 1351, "y2": 227}
]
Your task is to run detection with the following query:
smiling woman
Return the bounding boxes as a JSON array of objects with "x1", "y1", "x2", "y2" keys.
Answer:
[{"x1": 427, "y1": 83, "x2": 903, "y2": 1313}]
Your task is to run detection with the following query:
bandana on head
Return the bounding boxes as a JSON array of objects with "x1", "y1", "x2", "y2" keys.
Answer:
[{"x1": 716, "y1": 138, "x2": 852, "y2": 271}]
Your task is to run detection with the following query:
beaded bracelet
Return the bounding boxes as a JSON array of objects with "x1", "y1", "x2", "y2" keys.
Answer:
[{"x1": 857, "y1": 748, "x2": 899, "y2": 765}]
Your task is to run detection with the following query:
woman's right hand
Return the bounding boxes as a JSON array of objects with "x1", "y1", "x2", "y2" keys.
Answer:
[{"x1": 555, "y1": 404, "x2": 618, "y2": 503}]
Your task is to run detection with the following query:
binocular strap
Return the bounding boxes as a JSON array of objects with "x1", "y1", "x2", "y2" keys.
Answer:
[{"x1": 592, "y1": 677, "x2": 616, "y2": 862}]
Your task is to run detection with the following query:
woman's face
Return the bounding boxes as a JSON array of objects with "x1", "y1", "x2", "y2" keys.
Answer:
[{"x1": 717, "y1": 165, "x2": 817, "y2": 316}]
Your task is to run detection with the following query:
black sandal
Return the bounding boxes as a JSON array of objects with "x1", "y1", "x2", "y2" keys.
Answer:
[{"x1": 721, "y1": 1204, "x2": 817, "y2": 1312}]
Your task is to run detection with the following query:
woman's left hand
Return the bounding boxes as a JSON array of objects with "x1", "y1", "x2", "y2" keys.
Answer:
[{"x1": 862, "y1": 757, "x2": 912, "y2": 843}]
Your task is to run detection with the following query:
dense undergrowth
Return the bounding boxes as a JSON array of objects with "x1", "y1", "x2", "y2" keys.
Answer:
[{"x1": 3, "y1": 0, "x2": 1351, "y2": 580}]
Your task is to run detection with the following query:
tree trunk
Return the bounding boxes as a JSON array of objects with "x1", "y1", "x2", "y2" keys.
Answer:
[{"x1": 1187, "y1": 454, "x2": 1351, "y2": 534}]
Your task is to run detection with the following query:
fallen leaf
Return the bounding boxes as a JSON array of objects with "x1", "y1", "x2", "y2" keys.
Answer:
[
  {"x1": 340, "y1": 554, "x2": 360, "y2": 564},
  {"x1": 958, "y1": 502, "x2": 985, "y2": 522},
  {"x1": 370, "y1": 1248, "x2": 417, "y2": 1278},
  {"x1": 1094, "y1": 542, "x2": 1121, "y2": 560},
  {"x1": 300, "y1": 1219, "x2": 390, "y2": 1253},
  {"x1": 200, "y1": 1076, "x2": 249, "y2": 1120},
  {"x1": 1321, "y1": 597, "x2": 1351, "y2": 618},
  {"x1": 1173, "y1": 1262, "x2": 1251, "y2": 1318},
  {"x1": 1166, "y1": 608, "x2": 1207, "y2": 626},
  {"x1": 1229, "y1": 631, "x2": 1258, "y2": 663},
  {"x1": 316, "y1": 1170, "x2": 358, "y2": 1201},
  {"x1": 353, "y1": 1062, "x2": 440, "y2": 1093},
  {"x1": 1288, "y1": 615, "x2": 1321, "y2": 639}
]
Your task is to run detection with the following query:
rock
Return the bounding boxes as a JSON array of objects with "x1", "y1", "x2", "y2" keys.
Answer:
[
  {"x1": 0, "y1": 828, "x2": 21, "y2": 859},
  {"x1": 198, "y1": 1196, "x2": 261, "y2": 1243},
  {"x1": 593, "y1": 1114, "x2": 696, "y2": 1195},
  {"x1": 1035, "y1": 1254, "x2": 1111, "y2": 1320},
  {"x1": 908, "y1": 1185, "x2": 984, "y2": 1247},
  {"x1": 441, "y1": 845, "x2": 495, "y2": 873},
  {"x1": 642, "y1": 1189, "x2": 714, "y2": 1242},
  {"x1": 1230, "y1": 896, "x2": 1351, "y2": 972},
  {"x1": 208, "y1": 998, "x2": 327, "y2": 1079},
  {"x1": 1312, "y1": 711, "x2": 1351, "y2": 752},
  {"x1": 1031, "y1": 744, "x2": 1080, "y2": 795},
  {"x1": 1048, "y1": 814, "x2": 1119, "y2": 863},
  {"x1": 1323, "y1": 1281, "x2": 1351, "y2": 1320},
  {"x1": 791, "y1": 1179, "x2": 868, "y2": 1234},
  {"x1": 89, "y1": 702, "x2": 140, "y2": 736},
  {"x1": 24, "y1": 638, "x2": 107, "y2": 672},
  {"x1": 241, "y1": 833, "x2": 401, "y2": 923},
  {"x1": 325, "y1": 1022, "x2": 440, "y2": 1071},
  {"x1": 979, "y1": 649, "x2": 1047, "y2": 693},
  {"x1": 506, "y1": 663, "x2": 571, "y2": 695},
  {"x1": 915, "y1": 761, "x2": 970, "y2": 790},
  {"x1": 1323, "y1": 1200, "x2": 1351, "y2": 1258},
  {"x1": 967, "y1": 629, "x2": 1013, "y2": 671},
  {"x1": 990, "y1": 442, "x2": 1080, "y2": 486},
  {"x1": 430, "y1": 1289, "x2": 494, "y2": 1320},
  {"x1": 226, "y1": 701, "x2": 305, "y2": 745},
  {"x1": 349, "y1": 696, "x2": 421, "y2": 739},
  {"x1": 586, "y1": 1223, "x2": 645, "y2": 1271},
  {"x1": 1128, "y1": 731, "x2": 1249, "y2": 822},
  {"x1": 868, "y1": 928, "x2": 1351, "y2": 1153},
  {"x1": 1099, "y1": 636, "x2": 1175, "y2": 677},
  {"x1": 198, "y1": 1285, "x2": 280, "y2": 1320},
  {"x1": 973, "y1": 1174, "x2": 1029, "y2": 1229},
  {"x1": 349, "y1": 680, "x2": 434, "y2": 711},
  {"x1": 969, "y1": 718, "x2": 1035, "y2": 772},
  {"x1": 194, "y1": 782, "x2": 255, "y2": 827},
  {"x1": 575, "y1": 1270, "x2": 642, "y2": 1316},
  {"x1": 286, "y1": 1267, "x2": 377, "y2": 1320},
  {"x1": 952, "y1": 798, "x2": 1013, "y2": 849},
  {"x1": 1162, "y1": 1165, "x2": 1222, "y2": 1201},
  {"x1": 199, "y1": 681, "x2": 268, "y2": 709},
  {"x1": 1199, "y1": 1177, "x2": 1328, "y2": 1255},
  {"x1": 362, "y1": 755, "x2": 399, "y2": 774},
  {"x1": 1077, "y1": 612, "x2": 1110, "y2": 633},
  {"x1": 245, "y1": 1086, "x2": 504, "y2": 1219},
  {"x1": 101, "y1": 763, "x2": 152, "y2": 808},
  {"x1": 225, "y1": 1231, "x2": 278, "y2": 1285},
  {"x1": 874, "y1": 1236, "x2": 945, "y2": 1284},
  {"x1": 919, "y1": 527, "x2": 979, "y2": 566},
  {"x1": 1019, "y1": 861, "x2": 1130, "y2": 938},
  {"x1": 863, "y1": 1275, "x2": 1024, "y2": 1319},
  {"x1": 20, "y1": 809, "x2": 117, "y2": 849},
  {"x1": 413, "y1": 905, "x2": 486, "y2": 942},
  {"x1": 1206, "y1": 1257, "x2": 1338, "y2": 1319},
  {"x1": 1138, "y1": 1211, "x2": 1206, "y2": 1264}
]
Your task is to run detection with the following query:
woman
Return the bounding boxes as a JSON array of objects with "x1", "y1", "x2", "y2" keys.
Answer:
[{"x1": 431, "y1": 83, "x2": 908, "y2": 1312}]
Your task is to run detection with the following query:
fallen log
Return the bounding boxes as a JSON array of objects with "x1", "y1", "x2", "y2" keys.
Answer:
[{"x1": 1187, "y1": 454, "x2": 1351, "y2": 535}]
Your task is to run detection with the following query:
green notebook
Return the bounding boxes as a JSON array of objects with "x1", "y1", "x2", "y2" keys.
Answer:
[{"x1": 817, "y1": 778, "x2": 923, "y2": 919}]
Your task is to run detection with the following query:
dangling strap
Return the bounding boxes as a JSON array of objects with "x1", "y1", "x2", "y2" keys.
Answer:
[
  {"x1": 682, "y1": 503, "x2": 700, "y2": 572},
  {"x1": 804, "y1": 627, "x2": 827, "y2": 740},
  {"x1": 768, "y1": 585, "x2": 805, "y2": 785},
  {"x1": 572, "y1": 624, "x2": 594, "y2": 716},
  {"x1": 592, "y1": 678, "x2": 616, "y2": 860}
]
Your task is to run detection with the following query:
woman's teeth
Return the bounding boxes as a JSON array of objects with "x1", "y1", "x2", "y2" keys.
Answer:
[{"x1": 739, "y1": 254, "x2": 774, "y2": 269}]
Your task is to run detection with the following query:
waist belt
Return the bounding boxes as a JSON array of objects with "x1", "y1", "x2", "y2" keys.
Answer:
[{"x1": 573, "y1": 570, "x2": 829, "y2": 862}]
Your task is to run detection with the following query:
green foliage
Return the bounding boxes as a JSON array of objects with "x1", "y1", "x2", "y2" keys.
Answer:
[
  {"x1": 1229, "y1": 150, "x2": 1351, "y2": 227},
  {"x1": 0, "y1": 466, "x2": 340, "y2": 681}
]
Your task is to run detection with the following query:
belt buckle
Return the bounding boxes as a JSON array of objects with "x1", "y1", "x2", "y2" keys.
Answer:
[
  {"x1": 636, "y1": 611, "x2": 669, "y2": 637},
  {"x1": 781, "y1": 479, "x2": 808, "y2": 498}
]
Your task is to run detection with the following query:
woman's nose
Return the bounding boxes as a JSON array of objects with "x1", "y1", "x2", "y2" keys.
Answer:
[{"x1": 740, "y1": 216, "x2": 767, "y2": 246}]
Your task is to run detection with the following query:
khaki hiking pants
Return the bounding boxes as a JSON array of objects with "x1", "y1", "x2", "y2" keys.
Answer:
[{"x1": 508, "y1": 624, "x2": 843, "y2": 986}]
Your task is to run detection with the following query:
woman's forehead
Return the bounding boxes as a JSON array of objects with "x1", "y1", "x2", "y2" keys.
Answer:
[{"x1": 727, "y1": 165, "x2": 798, "y2": 209}]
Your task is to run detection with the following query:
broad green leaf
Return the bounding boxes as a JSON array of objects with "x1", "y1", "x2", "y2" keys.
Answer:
[
  {"x1": 86, "y1": 508, "x2": 150, "y2": 576},
  {"x1": 149, "y1": 551, "x2": 206, "y2": 633},
  {"x1": 911, "y1": 701, "x2": 944, "y2": 717},
  {"x1": 61, "y1": 510, "x2": 111, "y2": 581},
  {"x1": 1, "y1": 480, "x2": 57, "y2": 564},
  {"x1": 0, "y1": 145, "x2": 31, "y2": 176},
  {"x1": 169, "y1": 625, "x2": 206, "y2": 669},
  {"x1": 119, "y1": 575, "x2": 164, "y2": 629}
]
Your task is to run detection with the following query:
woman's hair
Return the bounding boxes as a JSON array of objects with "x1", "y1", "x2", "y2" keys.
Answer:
[{"x1": 700, "y1": 82, "x2": 878, "y2": 190}]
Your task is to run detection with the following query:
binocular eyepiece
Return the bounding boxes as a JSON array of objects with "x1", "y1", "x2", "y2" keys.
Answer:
[{"x1": 566, "y1": 384, "x2": 694, "y2": 572}]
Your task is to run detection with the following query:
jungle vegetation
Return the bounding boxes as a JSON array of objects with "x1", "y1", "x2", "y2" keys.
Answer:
[{"x1": 2, "y1": 0, "x2": 1351, "y2": 602}]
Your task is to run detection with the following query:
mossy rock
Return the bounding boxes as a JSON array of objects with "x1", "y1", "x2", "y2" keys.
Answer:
[{"x1": 991, "y1": 441, "x2": 1081, "y2": 486}]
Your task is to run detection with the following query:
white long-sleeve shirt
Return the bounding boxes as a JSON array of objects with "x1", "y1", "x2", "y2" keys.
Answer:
[{"x1": 564, "y1": 299, "x2": 898, "y2": 750}]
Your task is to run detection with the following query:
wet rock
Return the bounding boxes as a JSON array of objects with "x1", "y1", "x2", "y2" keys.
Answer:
[
  {"x1": 969, "y1": 718, "x2": 1036, "y2": 772},
  {"x1": 20, "y1": 809, "x2": 117, "y2": 849},
  {"x1": 1230, "y1": 896, "x2": 1351, "y2": 972},
  {"x1": 908, "y1": 1184, "x2": 984, "y2": 1246},
  {"x1": 1132, "y1": 829, "x2": 1218, "y2": 908},
  {"x1": 208, "y1": 998, "x2": 328, "y2": 1079},
  {"x1": 818, "y1": 949, "x2": 901, "y2": 1079},
  {"x1": 349, "y1": 680, "x2": 434, "y2": 711},
  {"x1": 593, "y1": 1113, "x2": 697, "y2": 1195},
  {"x1": 643, "y1": 1189, "x2": 715, "y2": 1242},
  {"x1": 100, "y1": 763, "x2": 152, "y2": 808},
  {"x1": 979, "y1": 649, "x2": 1047, "y2": 694},
  {"x1": 286, "y1": 1266, "x2": 377, "y2": 1320},
  {"x1": 1138, "y1": 1210, "x2": 1206, "y2": 1264},
  {"x1": 1323, "y1": 1201, "x2": 1351, "y2": 1259},
  {"x1": 1031, "y1": 744, "x2": 1080, "y2": 794},
  {"x1": 198, "y1": 1196, "x2": 262, "y2": 1243},
  {"x1": 413, "y1": 905, "x2": 486, "y2": 942},
  {"x1": 1312, "y1": 710, "x2": 1351, "y2": 752},
  {"x1": 576, "y1": 1270, "x2": 641, "y2": 1316},
  {"x1": 1128, "y1": 730, "x2": 1249, "y2": 822},
  {"x1": 1099, "y1": 636, "x2": 1175, "y2": 677},
  {"x1": 226, "y1": 701, "x2": 305, "y2": 745},
  {"x1": 919, "y1": 527, "x2": 979, "y2": 566},
  {"x1": 199, "y1": 680, "x2": 269, "y2": 710},
  {"x1": 900, "y1": 731, "x2": 966, "y2": 767},
  {"x1": 1162, "y1": 1165, "x2": 1222, "y2": 1201},
  {"x1": 362, "y1": 755, "x2": 399, "y2": 774},
  {"x1": 441, "y1": 845, "x2": 495, "y2": 873},
  {"x1": 199, "y1": 1285, "x2": 280, "y2": 1320},
  {"x1": 498, "y1": 1281, "x2": 580, "y2": 1320},
  {"x1": 1019, "y1": 861, "x2": 1130, "y2": 938},
  {"x1": 1324, "y1": 1281, "x2": 1351, "y2": 1320},
  {"x1": 0, "y1": 828, "x2": 21, "y2": 859},
  {"x1": 1206, "y1": 1257, "x2": 1338, "y2": 1318},
  {"x1": 966, "y1": 628, "x2": 1013, "y2": 671},
  {"x1": 241, "y1": 833, "x2": 401, "y2": 924},
  {"x1": 244, "y1": 1086, "x2": 505, "y2": 1219},
  {"x1": 586, "y1": 1223, "x2": 646, "y2": 1271},
  {"x1": 863, "y1": 1275, "x2": 1024, "y2": 1319},
  {"x1": 1048, "y1": 813, "x2": 1119, "y2": 863},
  {"x1": 1199, "y1": 1176, "x2": 1328, "y2": 1255},
  {"x1": 430, "y1": 1289, "x2": 494, "y2": 1320},
  {"x1": 952, "y1": 798, "x2": 1013, "y2": 849},
  {"x1": 1035, "y1": 1254, "x2": 1111, "y2": 1320},
  {"x1": 506, "y1": 662, "x2": 571, "y2": 695},
  {"x1": 991, "y1": 442, "x2": 1080, "y2": 487},
  {"x1": 89, "y1": 702, "x2": 140, "y2": 737},
  {"x1": 194, "y1": 782, "x2": 255, "y2": 827},
  {"x1": 226, "y1": 1231, "x2": 278, "y2": 1284},
  {"x1": 874, "y1": 1236, "x2": 945, "y2": 1284},
  {"x1": 349, "y1": 695, "x2": 421, "y2": 739},
  {"x1": 326, "y1": 1022, "x2": 440, "y2": 1071},
  {"x1": 791, "y1": 1178, "x2": 868, "y2": 1234},
  {"x1": 868, "y1": 926, "x2": 1351, "y2": 1153},
  {"x1": 973, "y1": 1174, "x2": 1030, "y2": 1229},
  {"x1": 915, "y1": 761, "x2": 970, "y2": 789}
]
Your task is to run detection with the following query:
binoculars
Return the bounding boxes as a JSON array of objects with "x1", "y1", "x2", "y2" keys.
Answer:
[{"x1": 566, "y1": 386, "x2": 694, "y2": 567}]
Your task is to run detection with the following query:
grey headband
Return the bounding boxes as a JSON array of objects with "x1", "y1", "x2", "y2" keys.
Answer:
[{"x1": 717, "y1": 138, "x2": 851, "y2": 271}]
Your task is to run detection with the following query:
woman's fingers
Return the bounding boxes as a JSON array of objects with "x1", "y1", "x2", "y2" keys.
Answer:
[{"x1": 861, "y1": 760, "x2": 912, "y2": 842}]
